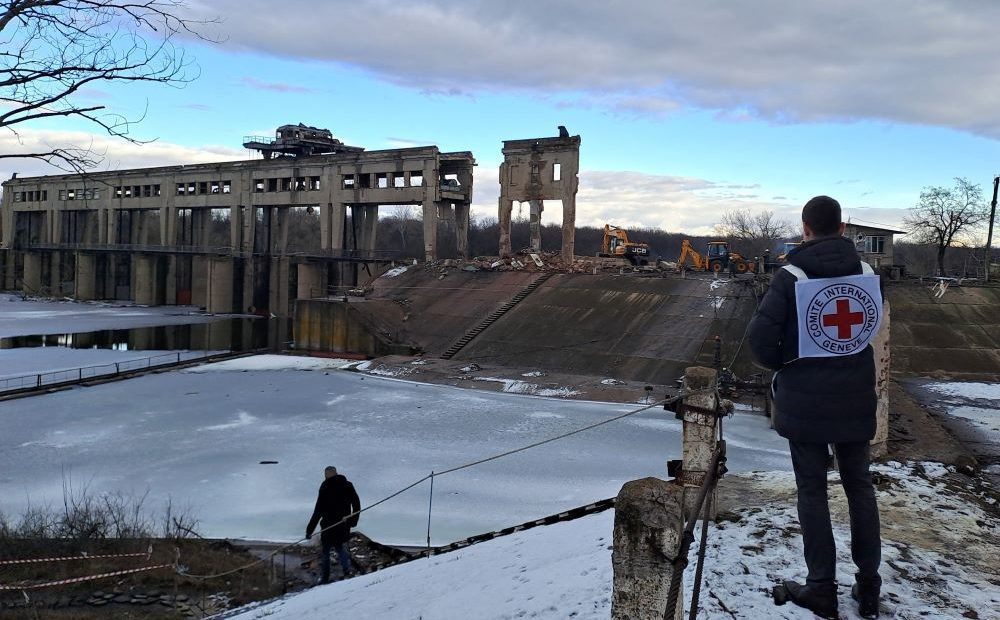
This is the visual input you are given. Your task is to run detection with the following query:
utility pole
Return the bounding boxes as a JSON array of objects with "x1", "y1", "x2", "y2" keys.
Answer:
[{"x1": 986, "y1": 175, "x2": 998, "y2": 283}]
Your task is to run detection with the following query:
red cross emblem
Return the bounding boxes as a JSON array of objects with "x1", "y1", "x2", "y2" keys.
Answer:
[{"x1": 822, "y1": 298, "x2": 865, "y2": 339}]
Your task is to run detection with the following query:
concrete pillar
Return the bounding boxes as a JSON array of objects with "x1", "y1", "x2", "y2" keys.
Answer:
[
  {"x1": 160, "y1": 207, "x2": 176, "y2": 246},
  {"x1": 193, "y1": 209, "x2": 211, "y2": 247},
  {"x1": 230, "y1": 205, "x2": 243, "y2": 250},
  {"x1": 871, "y1": 298, "x2": 891, "y2": 458},
  {"x1": 321, "y1": 202, "x2": 346, "y2": 252},
  {"x1": 271, "y1": 207, "x2": 290, "y2": 254},
  {"x1": 498, "y1": 198, "x2": 513, "y2": 258},
  {"x1": 561, "y1": 195, "x2": 576, "y2": 263},
  {"x1": 529, "y1": 199, "x2": 544, "y2": 252},
  {"x1": 242, "y1": 206, "x2": 256, "y2": 254},
  {"x1": 133, "y1": 255, "x2": 158, "y2": 305},
  {"x1": 22, "y1": 252, "x2": 41, "y2": 293},
  {"x1": 422, "y1": 199, "x2": 437, "y2": 262},
  {"x1": 74, "y1": 252, "x2": 97, "y2": 300},
  {"x1": 680, "y1": 366, "x2": 720, "y2": 520},
  {"x1": 99, "y1": 208, "x2": 111, "y2": 244},
  {"x1": 83, "y1": 210, "x2": 99, "y2": 244},
  {"x1": 364, "y1": 205, "x2": 379, "y2": 253},
  {"x1": 164, "y1": 256, "x2": 177, "y2": 305},
  {"x1": 191, "y1": 255, "x2": 209, "y2": 309},
  {"x1": 297, "y1": 263, "x2": 325, "y2": 299},
  {"x1": 455, "y1": 202, "x2": 470, "y2": 259},
  {"x1": 205, "y1": 257, "x2": 234, "y2": 314},
  {"x1": 612, "y1": 477, "x2": 685, "y2": 620},
  {"x1": 268, "y1": 256, "x2": 291, "y2": 317}
]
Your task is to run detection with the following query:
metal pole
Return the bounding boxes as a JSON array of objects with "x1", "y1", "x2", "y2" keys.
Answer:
[
  {"x1": 426, "y1": 472, "x2": 435, "y2": 556},
  {"x1": 985, "y1": 175, "x2": 998, "y2": 283}
]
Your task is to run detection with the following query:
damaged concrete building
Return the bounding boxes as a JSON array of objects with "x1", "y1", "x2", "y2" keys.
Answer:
[{"x1": 0, "y1": 126, "x2": 475, "y2": 317}]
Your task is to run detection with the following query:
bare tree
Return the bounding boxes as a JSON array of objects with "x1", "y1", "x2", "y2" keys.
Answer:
[
  {"x1": 902, "y1": 177, "x2": 988, "y2": 276},
  {"x1": 714, "y1": 209, "x2": 795, "y2": 258},
  {"x1": 0, "y1": 1, "x2": 216, "y2": 172}
]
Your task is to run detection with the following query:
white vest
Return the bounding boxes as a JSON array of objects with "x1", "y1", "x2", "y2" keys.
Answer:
[{"x1": 783, "y1": 262, "x2": 882, "y2": 359}]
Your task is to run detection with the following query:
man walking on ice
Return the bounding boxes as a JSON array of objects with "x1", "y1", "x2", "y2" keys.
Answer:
[{"x1": 749, "y1": 195, "x2": 883, "y2": 618}]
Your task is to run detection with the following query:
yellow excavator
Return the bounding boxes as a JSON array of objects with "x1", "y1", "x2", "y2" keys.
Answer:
[
  {"x1": 599, "y1": 224, "x2": 651, "y2": 266},
  {"x1": 676, "y1": 239, "x2": 757, "y2": 274}
]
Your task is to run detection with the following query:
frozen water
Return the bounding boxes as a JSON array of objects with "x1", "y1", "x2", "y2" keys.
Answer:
[
  {"x1": 0, "y1": 358, "x2": 791, "y2": 546},
  {"x1": 0, "y1": 294, "x2": 221, "y2": 338}
]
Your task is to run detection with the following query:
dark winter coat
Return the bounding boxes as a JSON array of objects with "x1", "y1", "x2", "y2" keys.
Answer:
[
  {"x1": 748, "y1": 236, "x2": 878, "y2": 444},
  {"x1": 306, "y1": 474, "x2": 361, "y2": 546}
]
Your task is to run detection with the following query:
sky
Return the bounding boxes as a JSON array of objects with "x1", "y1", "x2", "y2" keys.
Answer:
[{"x1": 4, "y1": 0, "x2": 1000, "y2": 238}]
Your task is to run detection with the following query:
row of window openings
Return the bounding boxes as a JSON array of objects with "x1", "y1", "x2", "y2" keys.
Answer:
[
  {"x1": 342, "y1": 172, "x2": 420, "y2": 190},
  {"x1": 176, "y1": 181, "x2": 233, "y2": 196},
  {"x1": 12, "y1": 190, "x2": 47, "y2": 202},
  {"x1": 253, "y1": 177, "x2": 322, "y2": 193},
  {"x1": 55, "y1": 188, "x2": 109, "y2": 201}
]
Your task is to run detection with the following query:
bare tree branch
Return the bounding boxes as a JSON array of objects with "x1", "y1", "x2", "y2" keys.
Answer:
[
  {"x1": 0, "y1": 0, "x2": 218, "y2": 171},
  {"x1": 714, "y1": 208, "x2": 795, "y2": 258}
]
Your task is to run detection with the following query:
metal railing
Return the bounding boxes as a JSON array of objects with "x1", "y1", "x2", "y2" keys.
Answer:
[
  {"x1": 19, "y1": 242, "x2": 401, "y2": 262},
  {"x1": 0, "y1": 351, "x2": 222, "y2": 395}
]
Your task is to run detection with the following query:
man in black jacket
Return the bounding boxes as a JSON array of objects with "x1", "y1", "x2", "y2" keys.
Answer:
[
  {"x1": 749, "y1": 196, "x2": 882, "y2": 619},
  {"x1": 306, "y1": 466, "x2": 361, "y2": 584}
]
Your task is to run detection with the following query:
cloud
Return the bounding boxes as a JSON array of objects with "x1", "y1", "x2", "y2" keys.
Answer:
[
  {"x1": 0, "y1": 128, "x2": 244, "y2": 180},
  {"x1": 239, "y1": 77, "x2": 315, "y2": 94},
  {"x1": 189, "y1": 1, "x2": 1000, "y2": 138},
  {"x1": 469, "y1": 166, "x2": 801, "y2": 236}
]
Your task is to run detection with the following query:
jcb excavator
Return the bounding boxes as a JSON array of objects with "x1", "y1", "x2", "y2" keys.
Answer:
[
  {"x1": 676, "y1": 239, "x2": 757, "y2": 274},
  {"x1": 599, "y1": 224, "x2": 651, "y2": 266}
]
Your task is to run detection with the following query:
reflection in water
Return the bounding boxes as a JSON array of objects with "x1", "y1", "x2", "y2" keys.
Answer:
[{"x1": 0, "y1": 318, "x2": 291, "y2": 353}]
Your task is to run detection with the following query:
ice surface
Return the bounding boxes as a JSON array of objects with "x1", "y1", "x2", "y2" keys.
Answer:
[
  {"x1": 0, "y1": 347, "x2": 218, "y2": 382},
  {"x1": 226, "y1": 463, "x2": 999, "y2": 620},
  {"x1": 925, "y1": 381, "x2": 1000, "y2": 401},
  {"x1": 0, "y1": 359, "x2": 791, "y2": 546},
  {"x1": 0, "y1": 295, "x2": 221, "y2": 338}
]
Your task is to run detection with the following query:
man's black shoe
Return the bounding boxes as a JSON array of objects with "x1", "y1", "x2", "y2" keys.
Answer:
[
  {"x1": 852, "y1": 575, "x2": 881, "y2": 618},
  {"x1": 783, "y1": 580, "x2": 839, "y2": 619}
]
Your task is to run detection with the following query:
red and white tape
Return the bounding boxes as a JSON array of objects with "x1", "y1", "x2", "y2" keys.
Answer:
[
  {"x1": 0, "y1": 563, "x2": 173, "y2": 591},
  {"x1": 0, "y1": 550, "x2": 151, "y2": 566}
]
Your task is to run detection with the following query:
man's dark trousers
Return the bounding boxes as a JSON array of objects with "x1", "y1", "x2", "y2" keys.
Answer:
[
  {"x1": 789, "y1": 440, "x2": 881, "y2": 586},
  {"x1": 319, "y1": 540, "x2": 351, "y2": 583}
]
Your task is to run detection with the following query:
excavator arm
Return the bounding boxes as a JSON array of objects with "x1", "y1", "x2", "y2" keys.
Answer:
[{"x1": 677, "y1": 239, "x2": 705, "y2": 270}]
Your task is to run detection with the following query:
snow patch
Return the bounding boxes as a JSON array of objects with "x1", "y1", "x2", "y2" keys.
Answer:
[
  {"x1": 474, "y1": 377, "x2": 579, "y2": 398},
  {"x1": 925, "y1": 381, "x2": 1000, "y2": 401},
  {"x1": 522, "y1": 371, "x2": 545, "y2": 377},
  {"x1": 184, "y1": 355, "x2": 358, "y2": 373},
  {"x1": 201, "y1": 411, "x2": 257, "y2": 431},
  {"x1": 381, "y1": 265, "x2": 409, "y2": 278},
  {"x1": 600, "y1": 378, "x2": 626, "y2": 386}
]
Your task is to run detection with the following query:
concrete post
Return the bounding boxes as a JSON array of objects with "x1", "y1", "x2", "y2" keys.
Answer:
[
  {"x1": 206, "y1": 257, "x2": 234, "y2": 314},
  {"x1": 561, "y1": 195, "x2": 576, "y2": 264},
  {"x1": 132, "y1": 255, "x2": 159, "y2": 305},
  {"x1": 365, "y1": 205, "x2": 379, "y2": 253},
  {"x1": 74, "y1": 252, "x2": 97, "y2": 301},
  {"x1": 269, "y1": 256, "x2": 291, "y2": 317},
  {"x1": 297, "y1": 263, "x2": 325, "y2": 299},
  {"x1": 422, "y1": 199, "x2": 438, "y2": 262},
  {"x1": 612, "y1": 477, "x2": 685, "y2": 620},
  {"x1": 498, "y1": 198, "x2": 514, "y2": 258},
  {"x1": 680, "y1": 366, "x2": 720, "y2": 520},
  {"x1": 22, "y1": 252, "x2": 42, "y2": 293},
  {"x1": 191, "y1": 255, "x2": 209, "y2": 309},
  {"x1": 871, "y1": 298, "x2": 891, "y2": 458},
  {"x1": 455, "y1": 202, "x2": 470, "y2": 259},
  {"x1": 230, "y1": 205, "x2": 243, "y2": 250},
  {"x1": 529, "y1": 200, "x2": 543, "y2": 252}
]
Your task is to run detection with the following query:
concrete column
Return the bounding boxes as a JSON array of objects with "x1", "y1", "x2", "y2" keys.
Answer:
[
  {"x1": 871, "y1": 298, "x2": 891, "y2": 458},
  {"x1": 99, "y1": 208, "x2": 111, "y2": 244},
  {"x1": 83, "y1": 210, "x2": 99, "y2": 244},
  {"x1": 205, "y1": 257, "x2": 234, "y2": 314},
  {"x1": 193, "y1": 209, "x2": 211, "y2": 247},
  {"x1": 268, "y1": 256, "x2": 291, "y2": 317},
  {"x1": 132, "y1": 255, "x2": 159, "y2": 305},
  {"x1": 191, "y1": 255, "x2": 209, "y2": 309},
  {"x1": 230, "y1": 205, "x2": 243, "y2": 250},
  {"x1": 271, "y1": 207, "x2": 290, "y2": 255},
  {"x1": 561, "y1": 195, "x2": 576, "y2": 263},
  {"x1": 22, "y1": 252, "x2": 42, "y2": 293},
  {"x1": 160, "y1": 207, "x2": 177, "y2": 246},
  {"x1": 297, "y1": 263, "x2": 325, "y2": 299},
  {"x1": 529, "y1": 199, "x2": 544, "y2": 252},
  {"x1": 242, "y1": 206, "x2": 256, "y2": 254},
  {"x1": 321, "y1": 202, "x2": 346, "y2": 252},
  {"x1": 612, "y1": 477, "x2": 685, "y2": 620},
  {"x1": 422, "y1": 200, "x2": 438, "y2": 262},
  {"x1": 498, "y1": 197, "x2": 514, "y2": 258},
  {"x1": 364, "y1": 205, "x2": 379, "y2": 253},
  {"x1": 455, "y1": 202, "x2": 470, "y2": 259},
  {"x1": 74, "y1": 252, "x2": 97, "y2": 301},
  {"x1": 164, "y1": 256, "x2": 177, "y2": 305},
  {"x1": 680, "y1": 366, "x2": 720, "y2": 520}
]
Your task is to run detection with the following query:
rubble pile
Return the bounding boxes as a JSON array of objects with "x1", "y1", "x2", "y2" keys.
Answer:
[{"x1": 421, "y1": 251, "x2": 659, "y2": 276}]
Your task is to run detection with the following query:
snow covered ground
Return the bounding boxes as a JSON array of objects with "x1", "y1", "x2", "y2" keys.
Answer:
[
  {"x1": 0, "y1": 294, "x2": 222, "y2": 338},
  {"x1": 0, "y1": 355, "x2": 791, "y2": 546},
  {"x1": 924, "y1": 381, "x2": 1000, "y2": 443},
  {"x1": 223, "y1": 462, "x2": 999, "y2": 620}
]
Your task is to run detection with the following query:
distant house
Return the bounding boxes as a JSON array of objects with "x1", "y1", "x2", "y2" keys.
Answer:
[{"x1": 843, "y1": 222, "x2": 907, "y2": 272}]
